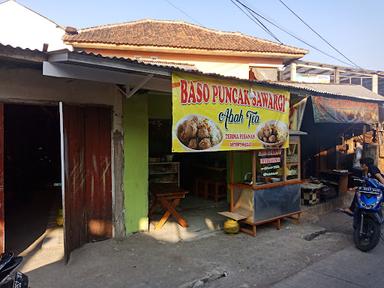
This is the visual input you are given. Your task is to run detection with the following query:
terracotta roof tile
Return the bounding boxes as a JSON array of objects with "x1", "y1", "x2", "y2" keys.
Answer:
[{"x1": 64, "y1": 19, "x2": 307, "y2": 55}]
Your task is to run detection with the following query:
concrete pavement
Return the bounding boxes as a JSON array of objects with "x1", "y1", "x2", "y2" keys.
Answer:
[
  {"x1": 24, "y1": 211, "x2": 355, "y2": 288},
  {"x1": 270, "y1": 211, "x2": 384, "y2": 288},
  {"x1": 272, "y1": 241, "x2": 384, "y2": 288}
]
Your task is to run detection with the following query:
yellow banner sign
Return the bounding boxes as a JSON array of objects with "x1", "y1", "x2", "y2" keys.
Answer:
[{"x1": 172, "y1": 72, "x2": 290, "y2": 152}]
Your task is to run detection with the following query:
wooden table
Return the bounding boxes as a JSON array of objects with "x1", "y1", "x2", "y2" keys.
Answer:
[
  {"x1": 149, "y1": 184, "x2": 189, "y2": 230},
  {"x1": 320, "y1": 170, "x2": 352, "y2": 194}
]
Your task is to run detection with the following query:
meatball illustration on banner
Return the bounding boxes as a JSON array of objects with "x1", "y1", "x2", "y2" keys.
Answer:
[
  {"x1": 256, "y1": 120, "x2": 288, "y2": 148},
  {"x1": 176, "y1": 115, "x2": 223, "y2": 151}
]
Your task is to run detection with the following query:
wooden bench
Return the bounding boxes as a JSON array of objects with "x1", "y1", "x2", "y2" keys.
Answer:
[{"x1": 149, "y1": 184, "x2": 189, "y2": 230}]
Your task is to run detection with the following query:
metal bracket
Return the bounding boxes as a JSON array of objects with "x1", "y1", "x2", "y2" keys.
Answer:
[{"x1": 124, "y1": 74, "x2": 154, "y2": 98}]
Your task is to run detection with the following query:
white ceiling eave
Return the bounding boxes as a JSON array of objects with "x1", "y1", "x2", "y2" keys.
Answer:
[{"x1": 43, "y1": 51, "x2": 171, "y2": 92}]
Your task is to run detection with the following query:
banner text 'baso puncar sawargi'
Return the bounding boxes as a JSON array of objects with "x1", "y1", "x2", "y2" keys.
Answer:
[{"x1": 172, "y1": 72, "x2": 290, "y2": 152}]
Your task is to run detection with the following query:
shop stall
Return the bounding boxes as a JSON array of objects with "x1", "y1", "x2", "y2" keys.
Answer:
[
  {"x1": 166, "y1": 72, "x2": 304, "y2": 235},
  {"x1": 225, "y1": 133, "x2": 302, "y2": 236},
  {"x1": 300, "y1": 95, "x2": 382, "y2": 206}
]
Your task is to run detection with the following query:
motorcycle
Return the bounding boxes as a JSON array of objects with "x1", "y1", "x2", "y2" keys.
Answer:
[
  {"x1": 352, "y1": 177, "x2": 384, "y2": 252},
  {"x1": 0, "y1": 252, "x2": 28, "y2": 288}
]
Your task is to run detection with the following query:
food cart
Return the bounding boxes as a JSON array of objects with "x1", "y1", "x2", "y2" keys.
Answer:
[{"x1": 223, "y1": 133, "x2": 302, "y2": 236}]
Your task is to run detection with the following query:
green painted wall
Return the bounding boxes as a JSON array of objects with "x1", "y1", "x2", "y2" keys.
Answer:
[
  {"x1": 148, "y1": 93, "x2": 171, "y2": 119},
  {"x1": 227, "y1": 152, "x2": 253, "y2": 184},
  {"x1": 123, "y1": 94, "x2": 149, "y2": 233},
  {"x1": 122, "y1": 91, "x2": 254, "y2": 231}
]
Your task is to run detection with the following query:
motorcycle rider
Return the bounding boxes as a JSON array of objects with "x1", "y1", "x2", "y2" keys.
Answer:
[{"x1": 339, "y1": 157, "x2": 384, "y2": 216}]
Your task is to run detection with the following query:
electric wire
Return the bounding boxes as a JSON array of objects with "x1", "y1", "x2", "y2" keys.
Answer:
[
  {"x1": 163, "y1": 0, "x2": 203, "y2": 26},
  {"x1": 233, "y1": 0, "x2": 354, "y2": 67},
  {"x1": 278, "y1": 0, "x2": 360, "y2": 68},
  {"x1": 231, "y1": 0, "x2": 282, "y2": 44}
]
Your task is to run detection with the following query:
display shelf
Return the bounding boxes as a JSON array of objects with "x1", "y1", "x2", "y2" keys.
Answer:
[
  {"x1": 284, "y1": 136, "x2": 301, "y2": 181},
  {"x1": 149, "y1": 162, "x2": 176, "y2": 165},
  {"x1": 149, "y1": 171, "x2": 178, "y2": 175},
  {"x1": 149, "y1": 162, "x2": 180, "y2": 187},
  {"x1": 150, "y1": 180, "x2": 178, "y2": 184}
]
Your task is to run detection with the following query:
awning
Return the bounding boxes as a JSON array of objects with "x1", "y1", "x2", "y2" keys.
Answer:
[{"x1": 311, "y1": 95, "x2": 379, "y2": 124}]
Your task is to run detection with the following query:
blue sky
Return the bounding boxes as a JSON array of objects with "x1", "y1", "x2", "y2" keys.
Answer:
[{"x1": 19, "y1": 0, "x2": 384, "y2": 70}]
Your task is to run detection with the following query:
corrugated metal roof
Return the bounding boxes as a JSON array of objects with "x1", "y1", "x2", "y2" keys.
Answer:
[
  {"x1": 0, "y1": 42, "x2": 46, "y2": 62},
  {"x1": 70, "y1": 50, "x2": 384, "y2": 102},
  {"x1": 274, "y1": 81, "x2": 384, "y2": 101},
  {"x1": 1, "y1": 43, "x2": 383, "y2": 103}
]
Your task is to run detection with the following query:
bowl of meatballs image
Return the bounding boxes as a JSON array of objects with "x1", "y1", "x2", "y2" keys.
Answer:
[
  {"x1": 256, "y1": 120, "x2": 288, "y2": 147},
  {"x1": 175, "y1": 115, "x2": 223, "y2": 151}
]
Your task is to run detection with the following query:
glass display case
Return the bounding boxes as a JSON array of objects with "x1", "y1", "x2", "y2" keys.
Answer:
[
  {"x1": 256, "y1": 149, "x2": 285, "y2": 184},
  {"x1": 227, "y1": 136, "x2": 303, "y2": 231}
]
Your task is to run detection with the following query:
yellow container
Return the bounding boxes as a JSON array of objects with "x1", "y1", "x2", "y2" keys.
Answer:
[
  {"x1": 56, "y1": 209, "x2": 64, "y2": 226},
  {"x1": 223, "y1": 219, "x2": 240, "y2": 234}
]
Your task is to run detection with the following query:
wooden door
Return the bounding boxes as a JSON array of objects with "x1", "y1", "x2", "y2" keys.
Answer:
[
  {"x1": 84, "y1": 107, "x2": 112, "y2": 242},
  {"x1": 61, "y1": 104, "x2": 86, "y2": 262},
  {"x1": 61, "y1": 104, "x2": 112, "y2": 262},
  {"x1": 0, "y1": 104, "x2": 4, "y2": 253}
]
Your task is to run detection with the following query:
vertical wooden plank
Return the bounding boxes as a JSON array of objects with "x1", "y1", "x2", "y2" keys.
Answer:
[
  {"x1": 84, "y1": 107, "x2": 112, "y2": 241},
  {"x1": 252, "y1": 151, "x2": 256, "y2": 185},
  {"x1": 298, "y1": 137, "x2": 301, "y2": 180},
  {"x1": 98, "y1": 107, "x2": 112, "y2": 238},
  {"x1": 84, "y1": 108, "x2": 98, "y2": 242},
  {"x1": 0, "y1": 104, "x2": 4, "y2": 253},
  {"x1": 113, "y1": 130, "x2": 125, "y2": 239},
  {"x1": 63, "y1": 104, "x2": 86, "y2": 262},
  {"x1": 230, "y1": 151, "x2": 234, "y2": 212},
  {"x1": 283, "y1": 147, "x2": 287, "y2": 182}
]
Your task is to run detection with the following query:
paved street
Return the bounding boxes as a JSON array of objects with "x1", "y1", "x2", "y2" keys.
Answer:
[
  {"x1": 272, "y1": 242, "x2": 384, "y2": 288},
  {"x1": 271, "y1": 211, "x2": 384, "y2": 288},
  {"x1": 23, "y1": 211, "x2": 377, "y2": 288}
]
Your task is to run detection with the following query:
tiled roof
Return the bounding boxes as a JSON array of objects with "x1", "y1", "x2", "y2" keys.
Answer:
[{"x1": 64, "y1": 19, "x2": 307, "y2": 56}]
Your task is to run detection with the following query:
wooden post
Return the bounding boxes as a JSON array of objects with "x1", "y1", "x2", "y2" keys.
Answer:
[
  {"x1": 252, "y1": 151, "x2": 256, "y2": 185},
  {"x1": 283, "y1": 148, "x2": 287, "y2": 181},
  {"x1": 363, "y1": 124, "x2": 367, "y2": 157},
  {"x1": 290, "y1": 63, "x2": 297, "y2": 82},
  {"x1": 298, "y1": 138, "x2": 301, "y2": 180},
  {"x1": 113, "y1": 130, "x2": 126, "y2": 239},
  {"x1": 372, "y1": 74, "x2": 379, "y2": 94},
  {"x1": 334, "y1": 67, "x2": 340, "y2": 84},
  {"x1": 230, "y1": 152, "x2": 234, "y2": 212}
]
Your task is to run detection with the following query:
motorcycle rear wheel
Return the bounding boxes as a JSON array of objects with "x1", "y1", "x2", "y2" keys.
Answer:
[{"x1": 353, "y1": 216, "x2": 381, "y2": 252}]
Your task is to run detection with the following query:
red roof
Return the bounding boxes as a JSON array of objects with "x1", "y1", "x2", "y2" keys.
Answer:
[{"x1": 64, "y1": 19, "x2": 307, "y2": 56}]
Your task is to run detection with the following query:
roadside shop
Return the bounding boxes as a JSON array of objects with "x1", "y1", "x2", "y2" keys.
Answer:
[
  {"x1": 0, "y1": 45, "x2": 121, "y2": 262},
  {"x1": 38, "y1": 47, "x2": 384, "y2": 241},
  {"x1": 297, "y1": 90, "x2": 384, "y2": 206},
  {"x1": 147, "y1": 72, "x2": 304, "y2": 236}
]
